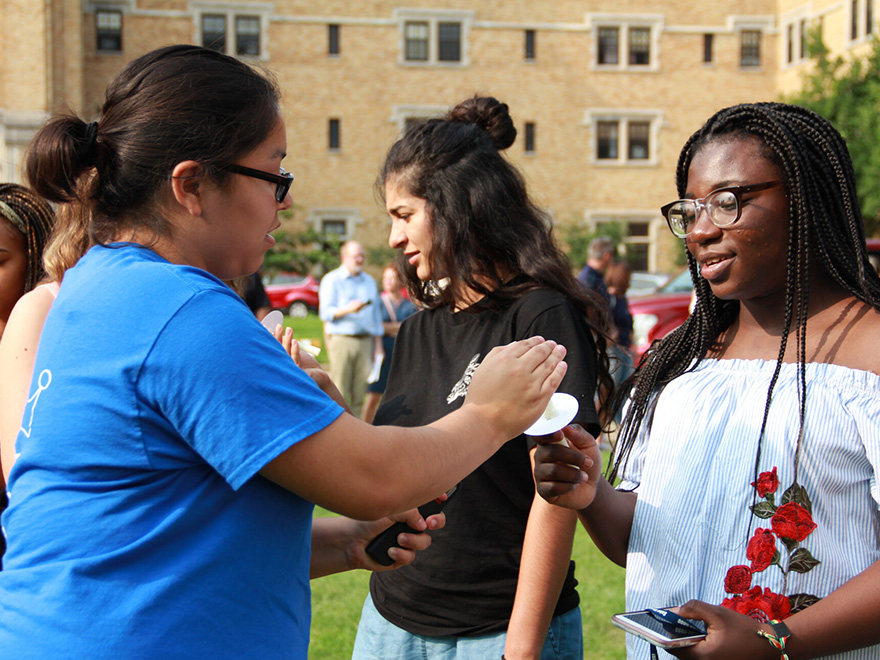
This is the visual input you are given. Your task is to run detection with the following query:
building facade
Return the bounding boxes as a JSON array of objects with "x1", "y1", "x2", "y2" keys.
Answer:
[{"x1": 0, "y1": 0, "x2": 874, "y2": 272}]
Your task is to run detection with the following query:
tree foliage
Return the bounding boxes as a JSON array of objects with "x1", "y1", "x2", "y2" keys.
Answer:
[
  {"x1": 785, "y1": 31, "x2": 880, "y2": 235},
  {"x1": 263, "y1": 228, "x2": 342, "y2": 278}
]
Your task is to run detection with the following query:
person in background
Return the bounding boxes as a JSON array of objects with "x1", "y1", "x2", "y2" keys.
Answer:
[
  {"x1": 604, "y1": 260, "x2": 635, "y2": 399},
  {"x1": 319, "y1": 240, "x2": 383, "y2": 416},
  {"x1": 0, "y1": 183, "x2": 55, "y2": 568},
  {"x1": 532, "y1": 102, "x2": 880, "y2": 659},
  {"x1": 242, "y1": 269, "x2": 272, "y2": 320},
  {"x1": 0, "y1": 45, "x2": 567, "y2": 660},
  {"x1": 0, "y1": 184, "x2": 54, "y2": 340},
  {"x1": 351, "y1": 96, "x2": 612, "y2": 660},
  {"x1": 362, "y1": 263, "x2": 418, "y2": 424},
  {"x1": 576, "y1": 235, "x2": 614, "y2": 303}
]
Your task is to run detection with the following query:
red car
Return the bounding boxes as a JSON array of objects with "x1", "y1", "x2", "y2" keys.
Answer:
[
  {"x1": 630, "y1": 237, "x2": 880, "y2": 357},
  {"x1": 263, "y1": 272, "x2": 320, "y2": 318}
]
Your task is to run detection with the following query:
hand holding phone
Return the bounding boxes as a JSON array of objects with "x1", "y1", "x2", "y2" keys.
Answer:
[
  {"x1": 365, "y1": 486, "x2": 458, "y2": 566},
  {"x1": 611, "y1": 608, "x2": 707, "y2": 650}
]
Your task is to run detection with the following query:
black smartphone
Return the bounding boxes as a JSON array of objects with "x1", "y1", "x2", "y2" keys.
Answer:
[
  {"x1": 611, "y1": 608, "x2": 707, "y2": 649},
  {"x1": 365, "y1": 486, "x2": 458, "y2": 566}
]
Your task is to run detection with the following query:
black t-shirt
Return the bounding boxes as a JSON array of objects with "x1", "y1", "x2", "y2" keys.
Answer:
[{"x1": 370, "y1": 286, "x2": 600, "y2": 636}]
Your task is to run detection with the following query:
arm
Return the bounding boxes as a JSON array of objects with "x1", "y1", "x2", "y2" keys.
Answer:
[
  {"x1": 382, "y1": 320, "x2": 402, "y2": 337},
  {"x1": 318, "y1": 274, "x2": 367, "y2": 322},
  {"x1": 669, "y1": 560, "x2": 880, "y2": 660},
  {"x1": 533, "y1": 424, "x2": 636, "y2": 566},
  {"x1": 310, "y1": 509, "x2": 446, "y2": 579},
  {"x1": 504, "y1": 447, "x2": 579, "y2": 660},
  {"x1": 0, "y1": 286, "x2": 57, "y2": 485},
  {"x1": 261, "y1": 337, "x2": 568, "y2": 520}
]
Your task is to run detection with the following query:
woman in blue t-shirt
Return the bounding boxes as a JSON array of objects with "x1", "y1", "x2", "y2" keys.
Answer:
[{"x1": 0, "y1": 45, "x2": 568, "y2": 660}]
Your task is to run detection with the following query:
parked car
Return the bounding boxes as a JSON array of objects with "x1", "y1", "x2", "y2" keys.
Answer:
[
  {"x1": 627, "y1": 271, "x2": 671, "y2": 298},
  {"x1": 263, "y1": 272, "x2": 320, "y2": 318},
  {"x1": 630, "y1": 237, "x2": 880, "y2": 358}
]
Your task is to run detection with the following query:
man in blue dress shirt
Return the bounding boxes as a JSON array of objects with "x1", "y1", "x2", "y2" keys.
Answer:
[{"x1": 319, "y1": 241, "x2": 384, "y2": 416}]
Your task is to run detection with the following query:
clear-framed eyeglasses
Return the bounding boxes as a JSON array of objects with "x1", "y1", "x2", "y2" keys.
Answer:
[{"x1": 660, "y1": 181, "x2": 783, "y2": 238}]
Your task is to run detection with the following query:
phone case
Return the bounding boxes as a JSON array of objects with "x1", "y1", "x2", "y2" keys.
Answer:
[
  {"x1": 611, "y1": 611, "x2": 706, "y2": 649},
  {"x1": 365, "y1": 486, "x2": 458, "y2": 566}
]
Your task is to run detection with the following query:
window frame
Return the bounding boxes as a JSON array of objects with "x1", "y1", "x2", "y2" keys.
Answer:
[
  {"x1": 584, "y1": 109, "x2": 663, "y2": 167},
  {"x1": 95, "y1": 8, "x2": 123, "y2": 52},
  {"x1": 328, "y1": 118, "x2": 341, "y2": 151},
  {"x1": 395, "y1": 8, "x2": 474, "y2": 67},
  {"x1": 328, "y1": 23, "x2": 340, "y2": 56},
  {"x1": 703, "y1": 33, "x2": 714, "y2": 64},
  {"x1": 584, "y1": 212, "x2": 662, "y2": 272},
  {"x1": 193, "y1": 3, "x2": 271, "y2": 60},
  {"x1": 524, "y1": 122, "x2": 536, "y2": 153},
  {"x1": 739, "y1": 29, "x2": 762, "y2": 68},
  {"x1": 525, "y1": 29, "x2": 536, "y2": 61},
  {"x1": 308, "y1": 208, "x2": 362, "y2": 240},
  {"x1": 588, "y1": 14, "x2": 663, "y2": 72}
]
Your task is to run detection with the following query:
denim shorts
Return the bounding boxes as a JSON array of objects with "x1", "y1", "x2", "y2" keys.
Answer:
[{"x1": 351, "y1": 593, "x2": 583, "y2": 660}]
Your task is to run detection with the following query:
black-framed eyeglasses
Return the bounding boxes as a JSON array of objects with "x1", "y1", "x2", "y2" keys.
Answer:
[
  {"x1": 660, "y1": 181, "x2": 783, "y2": 238},
  {"x1": 223, "y1": 164, "x2": 294, "y2": 203}
]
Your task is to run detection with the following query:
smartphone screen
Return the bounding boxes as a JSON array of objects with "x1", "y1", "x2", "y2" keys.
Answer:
[{"x1": 611, "y1": 610, "x2": 706, "y2": 648}]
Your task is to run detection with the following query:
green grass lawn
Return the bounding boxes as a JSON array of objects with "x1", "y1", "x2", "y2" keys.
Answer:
[
  {"x1": 309, "y1": 505, "x2": 627, "y2": 659},
  {"x1": 290, "y1": 312, "x2": 628, "y2": 659}
]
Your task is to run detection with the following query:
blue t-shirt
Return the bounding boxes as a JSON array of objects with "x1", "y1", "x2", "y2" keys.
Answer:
[{"x1": 0, "y1": 245, "x2": 343, "y2": 659}]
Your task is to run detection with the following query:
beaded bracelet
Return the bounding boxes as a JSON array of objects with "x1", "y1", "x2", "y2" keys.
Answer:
[{"x1": 756, "y1": 619, "x2": 792, "y2": 660}]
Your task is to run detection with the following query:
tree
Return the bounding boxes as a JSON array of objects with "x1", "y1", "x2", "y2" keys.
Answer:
[
  {"x1": 263, "y1": 228, "x2": 342, "y2": 278},
  {"x1": 785, "y1": 31, "x2": 880, "y2": 235}
]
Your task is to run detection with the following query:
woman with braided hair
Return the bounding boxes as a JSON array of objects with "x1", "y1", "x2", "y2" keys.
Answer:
[
  {"x1": 0, "y1": 183, "x2": 54, "y2": 339},
  {"x1": 533, "y1": 102, "x2": 880, "y2": 659}
]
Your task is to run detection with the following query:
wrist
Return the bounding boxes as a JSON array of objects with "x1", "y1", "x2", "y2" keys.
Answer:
[{"x1": 756, "y1": 618, "x2": 792, "y2": 660}]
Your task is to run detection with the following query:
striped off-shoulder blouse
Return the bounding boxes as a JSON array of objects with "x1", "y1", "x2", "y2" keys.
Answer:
[{"x1": 619, "y1": 359, "x2": 880, "y2": 660}]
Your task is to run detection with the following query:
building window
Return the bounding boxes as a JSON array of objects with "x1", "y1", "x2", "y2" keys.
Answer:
[
  {"x1": 590, "y1": 17, "x2": 661, "y2": 71},
  {"x1": 396, "y1": 9, "x2": 473, "y2": 66},
  {"x1": 585, "y1": 110, "x2": 663, "y2": 166},
  {"x1": 525, "y1": 29, "x2": 536, "y2": 60},
  {"x1": 703, "y1": 34, "x2": 713, "y2": 63},
  {"x1": 322, "y1": 219, "x2": 347, "y2": 236},
  {"x1": 196, "y1": 8, "x2": 267, "y2": 59},
  {"x1": 96, "y1": 9, "x2": 122, "y2": 52},
  {"x1": 437, "y1": 22, "x2": 461, "y2": 61},
  {"x1": 800, "y1": 19, "x2": 808, "y2": 58},
  {"x1": 329, "y1": 119, "x2": 340, "y2": 150},
  {"x1": 740, "y1": 30, "x2": 761, "y2": 67},
  {"x1": 202, "y1": 14, "x2": 226, "y2": 52},
  {"x1": 598, "y1": 27, "x2": 619, "y2": 65},
  {"x1": 853, "y1": 0, "x2": 860, "y2": 39},
  {"x1": 597, "y1": 121, "x2": 619, "y2": 160},
  {"x1": 628, "y1": 27, "x2": 650, "y2": 65},
  {"x1": 405, "y1": 21, "x2": 429, "y2": 60},
  {"x1": 868, "y1": 0, "x2": 874, "y2": 35},
  {"x1": 786, "y1": 24, "x2": 794, "y2": 63},
  {"x1": 524, "y1": 122, "x2": 536, "y2": 153},
  {"x1": 236, "y1": 16, "x2": 260, "y2": 56},
  {"x1": 627, "y1": 122, "x2": 650, "y2": 160},
  {"x1": 589, "y1": 217, "x2": 654, "y2": 271},
  {"x1": 329, "y1": 24, "x2": 340, "y2": 55}
]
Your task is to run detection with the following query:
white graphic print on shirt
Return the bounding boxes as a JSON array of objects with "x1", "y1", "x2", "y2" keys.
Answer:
[{"x1": 447, "y1": 354, "x2": 481, "y2": 404}]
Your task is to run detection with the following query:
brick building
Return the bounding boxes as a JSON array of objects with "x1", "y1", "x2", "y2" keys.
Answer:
[{"x1": 0, "y1": 0, "x2": 875, "y2": 271}]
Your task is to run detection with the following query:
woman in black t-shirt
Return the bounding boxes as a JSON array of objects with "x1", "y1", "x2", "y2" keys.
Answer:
[{"x1": 352, "y1": 96, "x2": 613, "y2": 660}]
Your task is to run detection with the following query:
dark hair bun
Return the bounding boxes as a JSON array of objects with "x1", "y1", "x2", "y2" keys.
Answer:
[{"x1": 447, "y1": 96, "x2": 516, "y2": 150}]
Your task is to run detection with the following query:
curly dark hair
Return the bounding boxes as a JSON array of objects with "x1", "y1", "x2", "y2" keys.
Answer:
[
  {"x1": 0, "y1": 183, "x2": 55, "y2": 292},
  {"x1": 378, "y1": 95, "x2": 613, "y2": 413},
  {"x1": 610, "y1": 102, "x2": 880, "y2": 492}
]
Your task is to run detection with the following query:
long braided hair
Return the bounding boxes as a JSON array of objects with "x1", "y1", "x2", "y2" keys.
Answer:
[
  {"x1": 609, "y1": 102, "x2": 880, "y2": 488},
  {"x1": 0, "y1": 183, "x2": 56, "y2": 293}
]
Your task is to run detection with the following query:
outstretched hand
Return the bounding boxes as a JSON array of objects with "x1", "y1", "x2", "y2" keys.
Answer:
[
  {"x1": 271, "y1": 323, "x2": 352, "y2": 414},
  {"x1": 533, "y1": 423, "x2": 602, "y2": 510},
  {"x1": 463, "y1": 337, "x2": 567, "y2": 441}
]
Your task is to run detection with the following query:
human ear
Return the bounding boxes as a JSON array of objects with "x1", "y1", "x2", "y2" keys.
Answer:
[{"x1": 169, "y1": 160, "x2": 207, "y2": 216}]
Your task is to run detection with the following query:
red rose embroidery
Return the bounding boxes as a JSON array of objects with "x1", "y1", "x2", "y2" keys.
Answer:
[
  {"x1": 721, "y1": 586, "x2": 791, "y2": 622},
  {"x1": 746, "y1": 528, "x2": 777, "y2": 572},
  {"x1": 723, "y1": 565, "x2": 752, "y2": 593},
  {"x1": 751, "y1": 467, "x2": 779, "y2": 497},
  {"x1": 771, "y1": 502, "x2": 817, "y2": 542}
]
